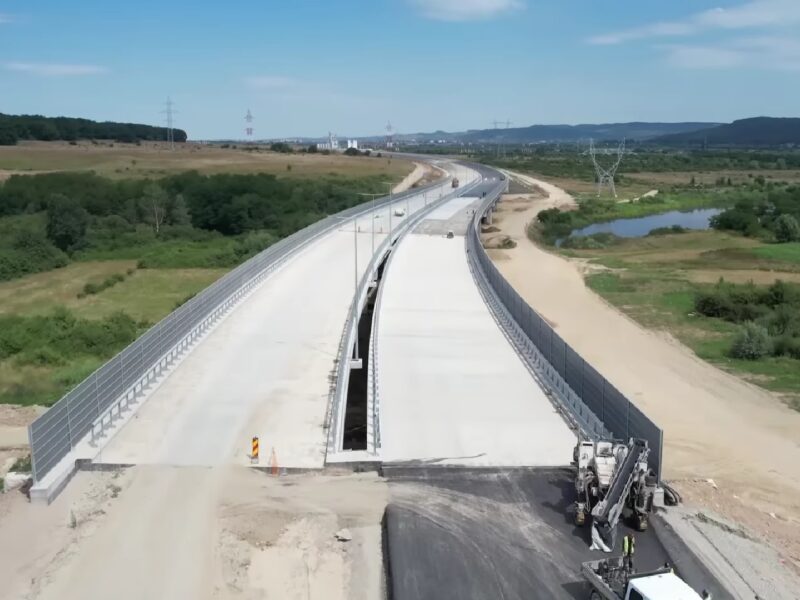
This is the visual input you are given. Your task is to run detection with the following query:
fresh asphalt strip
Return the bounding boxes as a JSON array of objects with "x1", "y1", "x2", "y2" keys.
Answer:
[{"x1": 381, "y1": 466, "x2": 731, "y2": 600}]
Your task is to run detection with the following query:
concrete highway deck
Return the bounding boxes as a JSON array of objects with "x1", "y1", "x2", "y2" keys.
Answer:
[
  {"x1": 377, "y1": 196, "x2": 575, "y2": 466},
  {"x1": 94, "y1": 167, "x2": 472, "y2": 469}
]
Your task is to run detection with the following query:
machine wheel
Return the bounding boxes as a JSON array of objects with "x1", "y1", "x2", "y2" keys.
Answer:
[
  {"x1": 574, "y1": 510, "x2": 586, "y2": 527},
  {"x1": 636, "y1": 514, "x2": 649, "y2": 532},
  {"x1": 590, "y1": 591, "x2": 602, "y2": 600}
]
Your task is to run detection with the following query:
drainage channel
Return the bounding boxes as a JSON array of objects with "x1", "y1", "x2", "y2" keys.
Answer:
[{"x1": 342, "y1": 253, "x2": 390, "y2": 450}]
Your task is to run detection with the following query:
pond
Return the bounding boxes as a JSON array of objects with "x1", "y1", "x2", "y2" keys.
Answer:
[{"x1": 558, "y1": 207, "x2": 723, "y2": 246}]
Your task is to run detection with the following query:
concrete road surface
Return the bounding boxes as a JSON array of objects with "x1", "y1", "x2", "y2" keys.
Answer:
[
  {"x1": 95, "y1": 169, "x2": 473, "y2": 469},
  {"x1": 377, "y1": 198, "x2": 575, "y2": 466}
]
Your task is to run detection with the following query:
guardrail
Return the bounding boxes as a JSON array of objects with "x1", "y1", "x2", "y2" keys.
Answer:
[
  {"x1": 464, "y1": 169, "x2": 664, "y2": 480},
  {"x1": 328, "y1": 169, "x2": 483, "y2": 456},
  {"x1": 28, "y1": 175, "x2": 449, "y2": 483}
]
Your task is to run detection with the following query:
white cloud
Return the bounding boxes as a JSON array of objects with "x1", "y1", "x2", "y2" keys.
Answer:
[
  {"x1": 411, "y1": 0, "x2": 523, "y2": 22},
  {"x1": 589, "y1": 0, "x2": 800, "y2": 45},
  {"x1": 4, "y1": 62, "x2": 108, "y2": 76},
  {"x1": 664, "y1": 37, "x2": 800, "y2": 71},
  {"x1": 244, "y1": 75, "x2": 297, "y2": 90}
]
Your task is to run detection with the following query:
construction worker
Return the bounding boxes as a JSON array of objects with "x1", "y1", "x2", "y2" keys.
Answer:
[{"x1": 622, "y1": 534, "x2": 635, "y2": 571}]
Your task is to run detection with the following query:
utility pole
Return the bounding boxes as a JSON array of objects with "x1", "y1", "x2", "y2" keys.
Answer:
[{"x1": 358, "y1": 192, "x2": 383, "y2": 255}]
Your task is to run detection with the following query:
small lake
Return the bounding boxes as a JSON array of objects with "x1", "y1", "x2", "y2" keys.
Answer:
[{"x1": 558, "y1": 207, "x2": 723, "y2": 246}]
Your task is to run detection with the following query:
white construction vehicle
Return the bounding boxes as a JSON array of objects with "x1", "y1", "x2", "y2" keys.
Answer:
[
  {"x1": 583, "y1": 557, "x2": 703, "y2": 600},
  {"x1": 573, "y1": 438, "x2": 657, "y2": 551},
  {"x1": 393, "y1": 207, "x2": 406, "y2": 217}
]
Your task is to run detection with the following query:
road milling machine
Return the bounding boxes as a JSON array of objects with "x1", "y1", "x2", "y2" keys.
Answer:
[{"x1": 573, "y1": 438, "x2": 658, "y2": 551}]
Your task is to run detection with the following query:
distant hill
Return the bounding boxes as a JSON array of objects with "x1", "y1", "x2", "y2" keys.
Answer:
[
  {"x1": 0, "y1": 113, "x2": 187, "y2": 146},
  {"x1": 389, "y1": 122, "x2": 718, "y2": 144},
  {"x1": 652, "y1": 117, "x2": 800, "y2": 147}
]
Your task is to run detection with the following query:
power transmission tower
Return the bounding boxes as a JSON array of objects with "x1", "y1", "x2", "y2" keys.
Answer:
[
  {"x1": 162, "y1": 97, "x2": 177, "y2": 150},
  {"x1": 588, "y1": 138, "x2": 625, "y2": 197},
  {"x1": 385, "y1": 121, "x2": 394, "y2": 149},
  {"x1": 245, "y1": 109, "x2": 254, "y2": 141},
  {"x1": 492, "y1": 119, "x2": 512, "y2": 157}
]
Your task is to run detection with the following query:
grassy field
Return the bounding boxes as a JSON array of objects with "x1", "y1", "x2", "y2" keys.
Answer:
[
  {"x1": 0, "y1": 261, "x2": 227, "y2": 406},
  {"x1": 0, "y1": 261, "x2": 225, "y2": 321},
  {"x1": 566, "y1": 232, "x2": 800, "y2": 407},
  {"x1": 0, "y1": 140, "x2": 412, "y2": 180}
]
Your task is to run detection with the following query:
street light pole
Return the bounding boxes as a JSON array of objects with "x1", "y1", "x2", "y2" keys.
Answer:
[{"x1": 352, "y1": 219, "x2": 359, "y2": 361}]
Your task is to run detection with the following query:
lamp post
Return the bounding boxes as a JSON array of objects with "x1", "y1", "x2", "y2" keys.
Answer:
[
  {"x1": 334, "y1": 215, "x2": 361, "y2": 367},
  {"x1": 357, "y1": 192, "x2": 382, "y2": 256}
]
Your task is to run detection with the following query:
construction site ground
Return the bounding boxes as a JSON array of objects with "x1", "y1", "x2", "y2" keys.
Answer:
[
  {"x1": 486, "y1": 170, "x2": 800, "y2": 596},
  {"x1": 383, "y1": 467, "x2": 729, "y2": 600},
  {"x1": 0, "y1": 467, "x2": 388, "y2": 600}
]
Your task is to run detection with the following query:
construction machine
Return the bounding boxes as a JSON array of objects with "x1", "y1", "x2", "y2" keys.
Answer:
[
  {"x1": 573, "y1": 438, "x2": 657, "y2": 551},
  {"x1": 583, "y1": 557, "x2": 703, "y2": 600}
]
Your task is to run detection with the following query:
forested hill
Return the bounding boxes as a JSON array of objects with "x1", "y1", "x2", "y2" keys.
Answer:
[
  {"x1": 0, "y1": 113, "x2": 188, "y2": 145},
  {"x1": 653, "y1": 117, "x2": 800, "y2": 147}
]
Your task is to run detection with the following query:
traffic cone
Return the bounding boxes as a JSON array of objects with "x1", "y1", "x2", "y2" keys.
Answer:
[{"x1": 270, "y1": 447, "x2": 279, "y2": 476}]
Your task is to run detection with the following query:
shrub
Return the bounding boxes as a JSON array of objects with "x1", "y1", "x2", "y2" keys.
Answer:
[
  {"x1": 730, "y1": 322, "x2": 772, "y2": 360},
  {"x1": 772, "y1": 336, "x2": 800, "y2": 359},
  {"x1": 774, "y1": 214, "x2": 800, "y2": 243}
]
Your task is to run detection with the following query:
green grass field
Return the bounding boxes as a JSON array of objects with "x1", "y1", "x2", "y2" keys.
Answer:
[{"x1": 0, "y1": 261, "x2": 227, "y2": 406}]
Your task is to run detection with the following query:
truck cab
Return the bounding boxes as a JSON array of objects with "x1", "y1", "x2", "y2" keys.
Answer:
[
  {"x1": 623, "y1": 572, "x2": 703, "y2": 600},
  {"x1": 583, "y1": 559, "x2": 703, "y2": 600}
]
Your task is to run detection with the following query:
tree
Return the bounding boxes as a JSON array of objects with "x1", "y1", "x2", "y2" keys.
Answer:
[
  {"x1": 774, "y1": 214, "x2": 800, "y2": 243},
  {"x1": 140, "y1": 184, "x2": 168, "y2": 233},
  {"x1": 167, "y1": 193, "x2": 192, "y2": 226},
  {"x1": 46, "y1": 194, "x2": 89, "y2": 252}
]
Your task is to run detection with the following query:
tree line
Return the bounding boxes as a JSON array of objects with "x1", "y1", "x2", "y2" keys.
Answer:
[
  {"x1": 710, "y1": 185, "x2": 800, "y2": 242},
  {"x1": 0, "y1": 113, "x2": 187, "y2": 145},
  {"x1": 0, "y1": 170, "x2": 390, "y2": 280}
]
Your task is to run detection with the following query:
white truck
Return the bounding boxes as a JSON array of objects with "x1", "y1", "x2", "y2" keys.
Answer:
[
  {"x1": 393, "y1": 207, "x2": 406, "y2": 217},
  {"x1": 583, "y1": 557, "x2": 703, "y2": 600}
]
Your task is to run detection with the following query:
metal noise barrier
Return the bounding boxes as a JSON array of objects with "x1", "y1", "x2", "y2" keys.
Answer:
[
  {"x1": 465, "y1": 176, "x2": 664, "y2": 481},
  {"x1": 28, "y1": 178, "x2": 448, "y2": 483}
]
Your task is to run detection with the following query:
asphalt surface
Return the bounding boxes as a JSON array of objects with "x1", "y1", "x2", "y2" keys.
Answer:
[{"x1": 383, "y1": 467, "x2": 730, "y2": 600}]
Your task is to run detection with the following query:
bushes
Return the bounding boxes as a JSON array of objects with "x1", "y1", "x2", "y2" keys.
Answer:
[
  {"x1": 0, "y1": 309, "x2": 139, "y2": 366},
  {"x1": 0, "y1": 230, "x2": 68, "y2": 282},
  {"x1": 77, "y1": 272, "x2": 128, "y2": 298},
  {"x1": 560, "y1": 232, "x2": 620, "y2": 249},
  {"x1": 695, "y1": 279, "x2": 800, "y2": 360},
  {"x1": 730, "y1": 322, "x2": 771, "y2": 359}
]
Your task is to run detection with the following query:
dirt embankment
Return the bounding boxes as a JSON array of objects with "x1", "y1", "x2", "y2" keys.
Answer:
[
  {"x1": 392, "y1": 161, "x2": 443, "y2": 194},
  {"x1": 489, "y1": 169, "x2": 800, "y2": 574},
  {"x1": 0, "y1": 467, "x2": 387, "y2": 599}
]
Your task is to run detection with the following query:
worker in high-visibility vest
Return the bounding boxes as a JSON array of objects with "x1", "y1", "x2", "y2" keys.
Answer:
[{"x1": 622, "y1": 534, "x2": 635, "y2": 571}]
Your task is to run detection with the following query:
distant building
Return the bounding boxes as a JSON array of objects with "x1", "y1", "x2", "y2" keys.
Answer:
[
  {"x1": 317, "y1": 132, "x2": 339, "y2": 151},
  {"x1": 346, "y1": 139, "x2": 358, "y2": 149}
]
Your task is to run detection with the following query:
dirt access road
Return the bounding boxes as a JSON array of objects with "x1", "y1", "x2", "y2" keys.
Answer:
[
  {"x1": 0, "y1": 467, "x2": 387, "y2": 600},
  {"x1": 486, "y1": 170, "x2": 800, "y2": 573}
]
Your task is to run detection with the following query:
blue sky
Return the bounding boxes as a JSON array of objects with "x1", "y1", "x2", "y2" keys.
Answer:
[{"x1": 1, "y1": 0, "x2": 798, "y2": 139}]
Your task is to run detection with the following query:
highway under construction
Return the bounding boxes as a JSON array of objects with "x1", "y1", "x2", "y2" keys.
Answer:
[{"x1": 1, "y1": 159, "x2": 737, "y2": 599}]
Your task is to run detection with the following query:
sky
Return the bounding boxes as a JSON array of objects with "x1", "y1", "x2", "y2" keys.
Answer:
[{"x1": 0, "y1": 0, "x2": 798, "y2": 139}]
